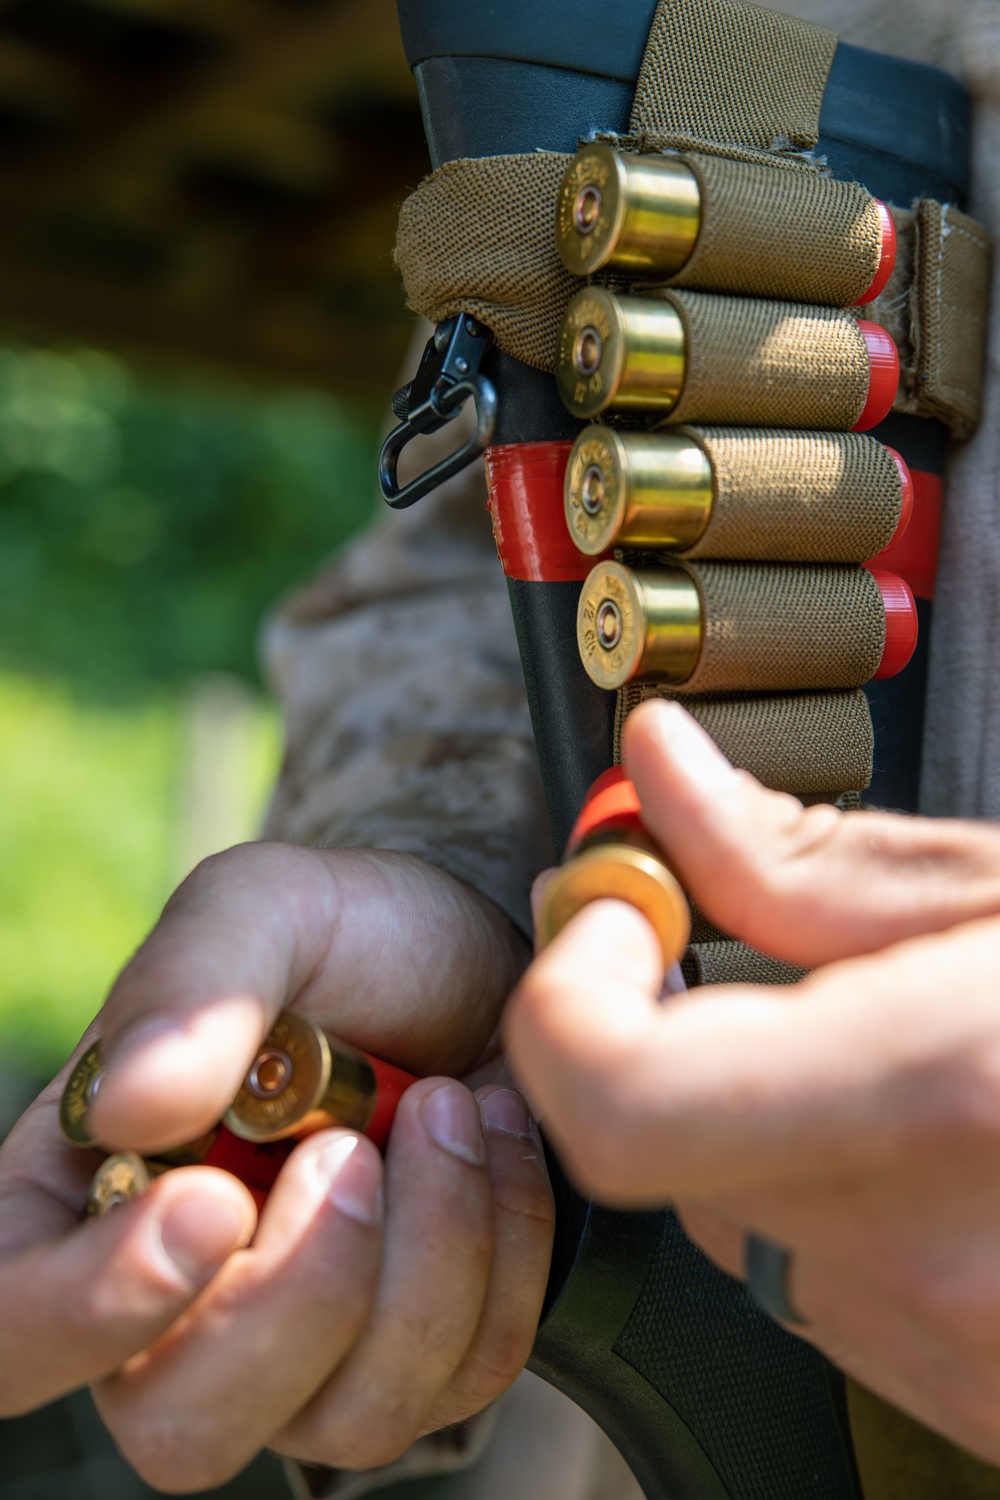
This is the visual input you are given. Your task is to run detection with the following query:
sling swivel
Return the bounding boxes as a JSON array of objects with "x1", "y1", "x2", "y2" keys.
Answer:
[{"x1": 379, "y1": 315, "x2": 498, "y2": 509}]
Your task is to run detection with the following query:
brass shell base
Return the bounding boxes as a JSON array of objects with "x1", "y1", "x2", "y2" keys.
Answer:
[
  {"x1": 60, "y1": 1043, "x2": 104, "y2": 1148},
  {"x1": 535, "y1": 844, "x2": 690, "y2": 969},
  {"x1": 85, "y1": 1152, "x2": 158, "y2": 1217},
  {"x1": 226, "y1": 1011, "x2": 376, "y2": 1143}
]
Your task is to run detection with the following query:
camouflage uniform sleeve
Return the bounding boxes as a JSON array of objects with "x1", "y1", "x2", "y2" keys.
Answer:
[{"x1": 259, "y1": 351, "x2": 553, "y2": 937}]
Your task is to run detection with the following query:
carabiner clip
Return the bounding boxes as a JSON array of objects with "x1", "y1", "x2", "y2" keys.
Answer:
[{"x1": 379, "y1": 316, "x2": 498, "y2": 510}]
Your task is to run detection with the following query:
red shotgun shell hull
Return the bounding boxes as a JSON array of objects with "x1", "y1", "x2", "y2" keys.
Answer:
[
  {"x1": 855, "y1": 202, "x2": 897, "y2": 305},
  {"x1": 870, "y1": 569, "x2": 919, "y2": 679},
  {"x1": 853, "y1": 322, "x2": 900, "y2": 431}
]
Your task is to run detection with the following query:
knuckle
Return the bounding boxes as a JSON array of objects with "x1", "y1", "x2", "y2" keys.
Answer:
[
  {"x1": 493, "y1": 1166, "x2": 555, "y2": 1233},
  {"x1": 295, "y1": 1403, "x2": 419, "y2": 1472},
  {"x1": 117, "y1": 1416, "x2": 240, "y2": 1494}
]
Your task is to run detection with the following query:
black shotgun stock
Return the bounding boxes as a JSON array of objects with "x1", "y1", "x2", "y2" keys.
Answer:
[{"x1": 392, "y1": 4, "x2": 970, "y2": 1494}]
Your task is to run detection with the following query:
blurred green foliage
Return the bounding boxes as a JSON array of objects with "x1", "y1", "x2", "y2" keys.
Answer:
[
  {"x1": 0, "y1": 345, "x2": 380, "y2": 695},
  {"x1": 0, "y1": 346, "x2": 381, "y2": 1077}
]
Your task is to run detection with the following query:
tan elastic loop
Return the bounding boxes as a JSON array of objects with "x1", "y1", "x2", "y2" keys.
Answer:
[
  {"x1": 614, "y1": 686, "x2": 874, "y2": 794},
  {"x1": 865, "y1": 203, "x2": 991, "y2": 440},
  {"x1": 655, "y1": 291, "x2": 869, "y2": 430},
  {"x1": 668, "y1": 154, "x2": 882, "y2": 306},
  {"x1": 912, "y1": 201, "x2": 991, "y2": 440},
  {"x1": 682, "y1": 941, "x2": 808, "y2": 988},
  {"x1": 676, "y1": 560, "x2": 884, "y2": 692},
  {"x1": 394, "y1": 151, "x2": 575, "y2": 375},
  {"x1": 680, "y1": 427, "x2": 901, "y2": 561},
  {"x1": 631, "y1": 0, "x2": 837, "y2": 153},
  {"x1": 847, "y1": 1381, "x2": 1000, "y2": 1500}
]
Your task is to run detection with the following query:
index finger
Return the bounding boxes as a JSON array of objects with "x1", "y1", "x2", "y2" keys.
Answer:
[
  {"x1": 624, "y1": 700, "x2": 1000, "y2": 966},
  {"x1": 505, "y1": 898, "x2": 1000, "y2": 1205}
]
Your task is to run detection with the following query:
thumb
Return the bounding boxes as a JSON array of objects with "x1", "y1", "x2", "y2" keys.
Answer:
[
  {"x1": 623, "y1": 700, "x2": 1000, "y2": 967},
  {"x1": 0, "y1": 1167, "x2": 255, "y2": 1415}
]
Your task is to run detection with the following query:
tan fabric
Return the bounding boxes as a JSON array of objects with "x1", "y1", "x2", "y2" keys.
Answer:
[
  {"x1": 647, "y1": 560, "x2": 884, "y2": 693},
  {"x1": 630, "y1": 0, "x2": 837, "y2": 150},
  {"x1": 615, "y1": 685, "x2": 874, "y2": 792},
  {"x1": 667, "y1": 152, "x2": 882, "y2": 305},
  {"x1": 912, "y1": 200, "x2": 992, "y2": 440},
  {"x1": 847, "y1": 1382, "x2": 1000, "y2": 1500},
  {"x1": 680, "y1": 426, "x2": 902, "y2": 560},
  {"x1": 866, "y1": 203, "x2": 992, "y2": 440},
  {"x1": 653, "y1": 289, "x2": 869, "y2": 428},
  {"x1": 683, "y1": 940, "x2": 809, "y2": 986},
  {"x1": 394, "y1": 152, "x2": 575, "y2": 377}
]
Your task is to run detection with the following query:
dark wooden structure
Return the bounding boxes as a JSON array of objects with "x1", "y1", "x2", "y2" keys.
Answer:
[{"x1": 0, "y1": 0, "x2": 427, "y2": 396}]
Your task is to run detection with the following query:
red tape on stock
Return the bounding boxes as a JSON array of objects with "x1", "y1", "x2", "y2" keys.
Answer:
[
  {"x1": 486, "y1": 441, "x2": 604, "y2": 581},
  {"x1": 867, "y1": 468, "x2": 941, "y2": 601}
]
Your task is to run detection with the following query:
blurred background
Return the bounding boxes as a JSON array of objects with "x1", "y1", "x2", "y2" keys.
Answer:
[
  {"x1": 0, "y1": 0, "x2": 427, "y2": 1115},
  {"x1": 0, "y1": 6, "x2": 430, "y2": 1489}
]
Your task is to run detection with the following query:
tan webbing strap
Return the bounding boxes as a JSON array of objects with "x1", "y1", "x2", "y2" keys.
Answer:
[
  {"x1": 913, "y1": 201, "x2": 992, "y2": 440},
  {"x1": 669, "y1": 561, "x2": 884, "y2": 694},
  {"x1": 866, "y1": 204, "x2": 992, "y2": 441},
  {"x1": 614, "y1": 686, "x2": 873, "y2": 794},
  {"x1": 666, "y1": 154, "x2": 882, "y2": 305},
  {"x1": 682, "y1": 940, "x2": 808, "y2": 987},
  {"x1": 848, "y1": 1383, "x2": 1000, "y2": 1499},
  {"x1": 680, "y1": 428, "x2": 902, "y2": 561},
  {"x1": 657, "y1": 292, "x2": 869, "y2": 429},
  {"x1": 630, "y1": 0, "x2": 837, "y2": 153},
  {"x1": 395, "y1": 152, "x2": 576, "y2": 376}
]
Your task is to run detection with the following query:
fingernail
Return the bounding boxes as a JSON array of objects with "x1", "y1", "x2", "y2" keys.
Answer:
[
  {"x1": 159, "y1": 1195, "x2": 249, "y2": 1285},
  {"x1": 652, "y1": 702, "x2": 739, "y2": 790},
  {"x1": 480, "y1": 1088, "x2": 533, "y2": 1141},
  {"x1": 530, "y1": 869, "x2": 557, "y2": 928},
  {"x1": 315, "y1": 1135, "x2": 383, "y2": 1226},
  {"x1": 103, "y1": 1018, "x2": 185, "y2": 1074},
  {"x1": 421, "y1": 1082, "x2": 486, "y2": 1166}
]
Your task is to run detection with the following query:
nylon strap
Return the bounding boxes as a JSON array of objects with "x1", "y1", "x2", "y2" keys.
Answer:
[
  {"x1": 630, "y1": 0, "x2": 836, "y2": 151},
  {"x1": 682, "y1": 941, "x2": 808, "y2": 987},
  {"x1": 679, "y1": 428, "x2": 902, "y2": 561},
  {"x1": 613, "y1": 686, "x2": 874, "y2": 795},
  {"x1": 657, "y1": 291, "x2": 869, "y2": 429},
  {"x1": 627, "y1": 559, "x2": 885, "y2": 694},
  {"x1": 663, "y1": 153, "x2": 882, "y2": 304},
  {"x1": 848, "y1": 1384, "x2": 1000, "y2": 1499}
]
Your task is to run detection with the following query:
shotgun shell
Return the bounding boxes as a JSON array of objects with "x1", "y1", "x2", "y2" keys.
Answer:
[
  {"x1": 565, "y1": 426, "x2": 713, "y2": 555},
  {"x1": 577, "y1": 561, "x2": 917, "y2": 689},
  {"x1": 535, "y1": 766, "x2": 690, "y2": 969},
  {"x1": 155, "y1": 1125, "x2": 293, "y2": 1193},
  {"x1": 555, "y1": 143, "x2": 701, "y2": 278},
  {"x1": 557, "y1": 288, "x2": 685, "y2": 420},
  {"x1": 869, "y1": 570, "x2": 919, "y2": 678},
  {"x1": 85, "y1": 1152, "x2": 164, "y2": 1218},
  {"x1": 566, "y1": 428, "x2": 914, "y2": 558},
  {"x1": 556, "y1": 289, "x2": 899, "y2": 427},
  {"x1": 556, "y1": 143, "x2": 897, "y2": 301},
  {"x1": 59, "y1": 1043, "x2": 104, "y2": 1148},
  {"x1": 578, "y1": 562, "x2": 702, "y2": 689},
  {"x1": 224, "y1": 1011, "x2": 415, "y2": 1147}
]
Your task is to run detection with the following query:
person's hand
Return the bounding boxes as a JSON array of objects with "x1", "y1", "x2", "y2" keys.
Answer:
[
  {"x1": 506, "y1": 699, "x2": 1000, "y2": 1465},
  {"x1": 0, "y1": 845, "x2": 553, "y2": 1490}
]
